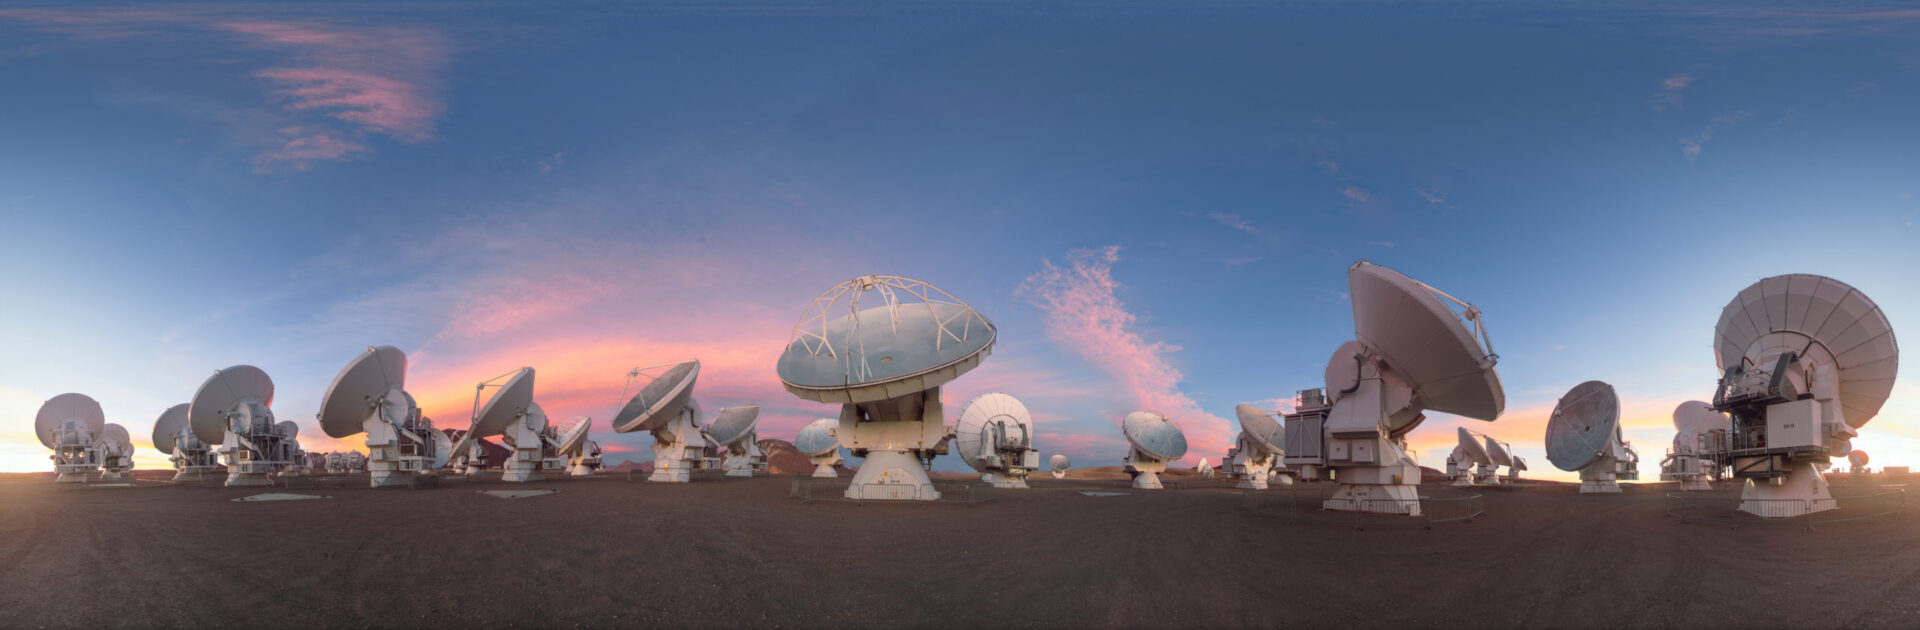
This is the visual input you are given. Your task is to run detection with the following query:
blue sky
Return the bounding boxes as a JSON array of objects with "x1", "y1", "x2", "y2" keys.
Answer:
[{"x1": 2, "y1": 2, "x2": 1918, "y2": 479}]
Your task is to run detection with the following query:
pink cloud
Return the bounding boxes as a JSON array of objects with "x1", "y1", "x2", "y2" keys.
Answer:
[
  {"x1": 249, "y1": 126, "x2": 366, "y2": 173},
  {"x1": 1018, "y1": 246, "x2": 1236, "y2": 463},
  {"x1": 1647, "y1": 72, "x2": 1695, "y2": 112},
  {"x1": 220, "y1": 21, "x2": 446, "y2": 145},
  {"x1": 1341, "y1": 186, "x2": 1372, "y2": 204},
  {"x1": 0, "y1": 10, "x2": 447, "y2": 171}
]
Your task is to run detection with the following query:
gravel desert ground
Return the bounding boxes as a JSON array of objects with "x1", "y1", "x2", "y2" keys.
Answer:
[{"x1": 1, "y1": 471, "x2": 1914, "y2": 628}]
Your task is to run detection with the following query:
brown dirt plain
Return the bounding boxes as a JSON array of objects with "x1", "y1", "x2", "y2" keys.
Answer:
[{"x1": 1, "y1": 470, "x2": 1916, "y2": 629}]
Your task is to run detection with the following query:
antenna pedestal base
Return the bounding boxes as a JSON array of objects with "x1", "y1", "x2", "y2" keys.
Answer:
[
  {"x1": 568, "y1": 464, "x2": 596, "y2": 476},
  {"x1": 980, "y1": 472, "x2": 1030, "y2": 489},
  {"x1": 98, "y1": 471, "x2": 128, "y2": 481},
  {"x1": 1579, "y1": 479, "x2": 1621, "y2": 493},
  {"x1": 369, "y1": 470, "x2": 415, "y2": 488},
  {"x1": 1739, "y1": 464, "x2": 1834, "y2": 518},
  {"x1": 650, "y1": 465, "x2": 692, "y2": 483},
  {"x1": 722, "y1": 453, "x2": 762, "y2": 478},
  {"x1": 809, "y1": 453, "x2": 841, "y2": 478},
  {"x1": 1324, "y1": 483, "x2": 1422, "y2": 515},
  {"x1": 1126, "y1": 454, "x2": 1168, "y2": 490},
  {"x1": 501, "y1": 465, "x2": 544, "y2": 483},
  {"x1": 1680, "y1": 478, "x2": 1713, "y2": 491},
  {"x1": 54, "y1": 472, "x2": 90, "y2": 484},
  {"x1": 225, "y1": 473, "x2": 275, "y2": 487},
  {"x1": 845, "y1": 450, "x2": 939, "y2": 501},
  {"x1": 1235, "y1": 468, "x2": 1271, "y2": 490}
]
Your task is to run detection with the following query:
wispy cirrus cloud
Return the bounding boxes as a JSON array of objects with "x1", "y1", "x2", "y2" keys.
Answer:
[
  {"x1": 1646, "y1": 72, "x2": 1695, "y2": 111},
  {"x1": 0, "y1": 9, "x2": 449, "y2": 173},
  {"x1": 1018, "y1": 246, "x2": 1235, "y2": 462}
]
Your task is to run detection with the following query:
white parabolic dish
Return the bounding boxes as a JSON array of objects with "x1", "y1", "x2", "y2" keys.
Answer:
[
  {"x1": 473, "y1": 368, "x2": 537, "y2": 438},
  {"x1": 776, "y1": 276, "x2": 995, "y2": 404},
  {"x1": 1234, "y1": 404, "x2": 1284, "y2": 452},
  {"x1": 152, "y1": 403, "x2": 190, "y2": 454},
  {"x1": 1714, "y1": 274, "x2": 1899, "y2": 429},
  {"x1": 1123, "y1": 412, "x2": 1188, "y2": 460},
  {"x1": 1049, "y1": 453, "x2": 1070, "y2": 472},
  {"x1": 795, "y1": 418, "x2": 839, "y2": 456},
  {"x1": 101, "y1": 423, "x2": 132, "y2": 451},
  {"x1": 611, "y1": 360, "x2": 699, "y2": 434},
  {"x1": 1348, "y1": 262, "x2": 1505, "y2": 420},
  {"x1": 317, "y1": 345, "x2": 408, "y2": 439},
  {"x1": 955, "y1": 393, "x2": 1032, "y2": 473},
  {"x1": 557, "y1": 417, "x2": 593, "y2": 455},
  {"x1": 1456, "y1": 427, "x2": 1491, "y2": 464},
  {"x1": 1483, "y1": 436, "x2": 1514, "y2": 467},
  {"x1": 189, "y1": 365, "x2": 275, "y2": 445},
  {"x1": 1545, "y1": 380, "x2": 1621, "y2": 472},
  {"x1": 35, "y1": 393, "x2": 105, "y2": 449},
  {"x1": 703, "y1": 406, "x2": 763, "y2": 447}
]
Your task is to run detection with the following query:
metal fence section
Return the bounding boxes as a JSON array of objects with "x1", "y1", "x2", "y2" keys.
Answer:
[
  {"x1": 787, "y1": 478, "x2": 994, "y2": 506},
  {"x1": 1664, "y1": 487, "x2": 1906, "y2": 530},
  {"x1": 1241, "y1": 487, "x2": 1483, "y2": 530}
]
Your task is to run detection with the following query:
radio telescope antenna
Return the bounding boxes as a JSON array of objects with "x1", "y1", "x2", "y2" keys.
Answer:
[
  {"x1": 1281, "y1": 262, "x2": 1505, "y2": 515},
  {"x1": 955, "y1": 393, "x2": 1040, "y2": 488},
  {"x1": 1049, "y1": 454, "x2": 1071, "y2": 479},
  {"x1": 317, "y1": 346, "x2": 448, "y2": 488},
  {"x1": 1446, "y1": 427, "x2": 1494, "y2": 486},
  {"x1": 1122, "y1": 411, "x2": 1188, "y2": 490},
  {"x1": 468, "y1": 367, "x2": 550, "y2": 483},
  {"x1": 1225, "y1": 404, "x2": 1292, "y2": 490},
  {"x1": 554, "y1": 417, "x2": 601, "y2": 476},
  {"x1": 1544, "y1": 381, "x2": 1639, "y2": 493},
  {"x1": 1709, "y1": 274, "x2": 1897, "y2": 517},
  {"x1": 1659, "y1": 401, "x2": 1724, "y2": 491},
  {"x1": 190, "y1": 366, "x2": 298, "y2": 487},
  {"x1": 796, "y1": 418, "x2": 843, "y2": 478},
  {"x1": 36, "y1": 393, "x2": 106, "y2": 483},
  {"x1": 97, "y1": 423, "x2": 136, "y2": 481},
  {"x1": 1849, "y1": 450, "x2": 1870, "y2": 474},
  {"x1": 611, "y1": 360, "x2": 717, "y2": 483},
  {"x1": 1483, "y1": 435, "x2": 1525, "y2": 482},
  {"x1": 777, "y1": 275, "x2": 995, "y2": 501},
  {"x1": 703, "y1": 405, "x2": 766, "y2": 478},
  {"x1": 153, "y1": 403, "x2": 217, "y2": 481}
]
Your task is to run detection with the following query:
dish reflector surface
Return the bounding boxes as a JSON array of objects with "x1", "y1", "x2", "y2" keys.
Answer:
[
  {"x1": 190, "y1": 366, "x2": 275, "y2": 444},
  {"x1": 611, "y1": 360, "x2": 698, "y2": 433},
  {"x1": 777, "y1": 276, "x2": 995, "y2": 403},
  {"x1": 152, "y1": 403, "x2": 190, "y2": 453},
  {"x1": 795, "y1": 418, "x2": 839, "y2": 456},
  {"x1": 1714, "y1": 274, "x2": 1898, "y2": 428},
  {"x1": 1456, "y1": 427, "x2": 1491, "y2": 464},
  {"x1": 1347, "y1": 262, "x2": 1504, "y2": 420},
  {"x1": 1234, "y1": 404, "x2": 1284, "y2": 452},
  {"x1": 1850, "y1": 451, "x2": 1869, "y2": 467},
  {"x1": 473, "y1": 368, "x2": 535, "y2": 438},
  {"x1": 35, "y1": 393, "x2": 105, "y2": 449},
  {"x1": 1049, "y1": 453, "x2": 1070, "y2": 472},
  {"x1": 101, "y1": 423, "x2": 132, "y2": 450},
  {"x1": 1483, "y1": 436, "x2": 1513, "y2": 467},
  {"x1": 1544, "y1": 380, "x2": 1620, "y2": 471},
  {"x1": 956, "y1": 393, "x2": 1032, "y2": 473},
  {"x1": 1123, "y1": 412, "x2": 1188, "y2": 461},
  {"x1": 703, "y1": 406, "x2": 762, "y2": 447},
  {"x1": 319, "y1": 346, "x2": 408, "y2": 439},
  {"x1": 556, "y1": 417, "x2": 592, "y2": 455}
]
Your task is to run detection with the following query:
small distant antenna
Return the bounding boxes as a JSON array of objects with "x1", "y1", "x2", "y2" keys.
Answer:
[
  {"x1": 795, "y1": 418, "x2": 843, "y2": 478},
  {"x1": 1122, "y1": 412, "x2": 1188, "y2": 490}
]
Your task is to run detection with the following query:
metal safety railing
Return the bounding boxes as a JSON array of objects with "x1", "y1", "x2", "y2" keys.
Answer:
[
  {"x1": 1240, "y1": 487, "x2": 1484, "y2": 530},
  {"x1": 787, "y1": 478, "x2": 994, "y2": 506},
  {"x1": 1664, "y1": 487, "x2": 1906, "y2": 530}
]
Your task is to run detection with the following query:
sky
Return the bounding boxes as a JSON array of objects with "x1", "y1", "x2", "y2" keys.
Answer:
[{"x1": 3, "y1": 1, "x2": 1919, "y2": 482}]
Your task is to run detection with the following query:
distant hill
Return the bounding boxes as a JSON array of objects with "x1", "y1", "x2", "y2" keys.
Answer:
[{"x1": 758, "y1": 439, "x2": 813, "y2": 474}]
